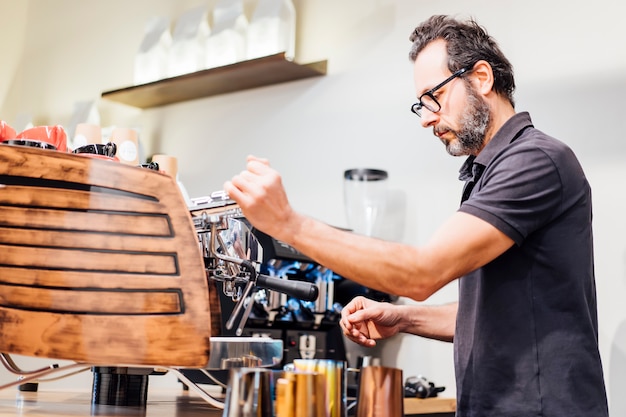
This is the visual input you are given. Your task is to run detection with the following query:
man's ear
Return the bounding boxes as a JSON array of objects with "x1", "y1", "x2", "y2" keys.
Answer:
[{"x1": 470, "y1": 60, "x2": 494, "y2": 95}]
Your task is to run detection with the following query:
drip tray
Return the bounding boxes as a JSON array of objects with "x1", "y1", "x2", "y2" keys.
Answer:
[
  {"x1": 206, "y1": 337, "x2": 283, "y2": 370},
  {"x1": 178, "y1": 337, "x2": 283, "y2": 387}
]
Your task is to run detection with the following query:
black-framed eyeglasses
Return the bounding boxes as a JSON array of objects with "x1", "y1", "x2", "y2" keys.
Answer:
[{"x1": 410, "y1": 66, "x2": 472, "y2": 117}]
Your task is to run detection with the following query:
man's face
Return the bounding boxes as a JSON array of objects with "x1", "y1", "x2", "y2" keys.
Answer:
[
  {"x1": 413, "y1": 40, "x2": 491, "y2": 156},
  {"x1": 445, "y1": 82, "x2": 490, "y2": 156}
]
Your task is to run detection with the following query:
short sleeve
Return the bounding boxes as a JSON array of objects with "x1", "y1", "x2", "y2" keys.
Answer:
[{"x1": 459, "y1": 144, "x2": 563, "y2": 246}]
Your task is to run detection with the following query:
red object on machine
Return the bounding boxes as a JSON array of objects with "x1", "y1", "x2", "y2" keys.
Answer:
[
  {"x1": 17, "y1": 125, "x2": 68, "y2": 152},
  {"x1": 0, "y1": 121, "x2": 17, "y2": 141}
]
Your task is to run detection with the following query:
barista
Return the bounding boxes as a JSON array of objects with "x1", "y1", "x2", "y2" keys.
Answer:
[{"x1": 224, "y1": 15, "x2": 608, "y2": 417}]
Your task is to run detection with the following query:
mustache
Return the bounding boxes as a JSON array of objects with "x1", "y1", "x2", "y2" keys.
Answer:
[{"x1": 434, "y1": 126, "x2": 456, "y2": 137}]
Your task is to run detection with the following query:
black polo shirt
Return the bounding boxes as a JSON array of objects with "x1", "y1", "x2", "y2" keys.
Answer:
[{"x1": 454, "y1": 112, "x2": 608, "y2": 416}]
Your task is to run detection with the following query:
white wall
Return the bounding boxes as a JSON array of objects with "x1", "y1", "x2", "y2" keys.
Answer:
[{"x1": 1, "y1": 0, "x2": 625, "y2": 414}]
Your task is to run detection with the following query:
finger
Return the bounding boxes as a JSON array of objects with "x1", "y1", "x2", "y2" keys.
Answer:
[
  {"x1": 340, "y1": 316, "x2": 353, "y2": 333},
  {"x1": 247, "y1": 155, "x2": 270, "y2": 165},
  {"x1": 344, "y1": 308, "x2": 374, "y2": 326},
  {"x1": 223, "y1": 180, "x2": 233, "y2": 194},
  {"x1": 349, "y1": 330, "x2": 377, "y2": 347},
  {"x1": 341, "y1": 315, "x2": 365, "y2": 339},
  {"x1": 247, "y1": 159, "x2": 273, "y2": 175},
  {"x1": 362, "y1": 338, "x2": 377, "y2": 347},
  {"x1": 341, "y1": 324, "x2": 352, "y2": 338},
  {"x1": 341, "y1": 296, "x2": 364, "y2": 316},
  {"x1": 223, "y1": 180, "x2": 238, "y2": 195},
  {"x1": 225, "y1": 172, "x2": 258, "y2": 202},
  {"x1": 229, "y1": 170, "x2": 259, "y2": 194},
  {"x1": 343, "y1": 327, "x2": 366, "y2": 344}
]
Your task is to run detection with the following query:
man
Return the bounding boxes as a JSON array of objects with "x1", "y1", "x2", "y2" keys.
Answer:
[{"x1": 224, "y1": 15, "x2": 608, "y2": 417}]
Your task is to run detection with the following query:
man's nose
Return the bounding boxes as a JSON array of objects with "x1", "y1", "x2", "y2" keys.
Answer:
[{"x1": 420, "y1": 108, "x2": 438, "y2": 128}]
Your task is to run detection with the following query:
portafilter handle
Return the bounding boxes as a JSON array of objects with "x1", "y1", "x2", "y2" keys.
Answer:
[
  {"x1": 256, "y1": 274, "x2": 319, "y2": 302},
  {"x1": 226, "y1": 261, "x2": 319, "y2": 335}
]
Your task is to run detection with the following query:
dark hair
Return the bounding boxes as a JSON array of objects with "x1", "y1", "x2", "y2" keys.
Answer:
[{"x1": 409, "y1": 15, "x2": 515, "y2": 106}]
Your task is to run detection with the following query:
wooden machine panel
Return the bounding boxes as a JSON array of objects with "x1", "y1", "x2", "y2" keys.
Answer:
[{"x1": 0, "y1": 145, "x2": 212, "y2": 368}]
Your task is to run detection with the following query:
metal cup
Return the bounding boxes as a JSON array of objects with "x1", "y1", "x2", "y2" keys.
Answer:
[
  {"x1": 276, "y1": 370, "x2": 326, "y2": 417},
  {"x1": 222, "y1": 368, "x2": 273, "y2": 417},
  {"x1": 73, "y1": 142, "x2": 117, "y2": 158},
  {"x1": 356, "y1": 366, "x2": 403, "y2": 417},
  {"x1": 293, "y1": 359, "x2": 347, "y2": 417}
]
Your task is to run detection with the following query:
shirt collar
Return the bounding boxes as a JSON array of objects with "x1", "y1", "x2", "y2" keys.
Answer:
[{"x1": 458, "y1": 112, "x2": 534, "y2": 182}]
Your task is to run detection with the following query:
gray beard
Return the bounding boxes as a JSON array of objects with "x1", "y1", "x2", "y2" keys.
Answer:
[{"x1": 445, "y1": 84, "x2": 491, "y2": 157}]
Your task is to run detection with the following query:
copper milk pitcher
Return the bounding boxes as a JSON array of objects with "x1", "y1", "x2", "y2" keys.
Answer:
[{"x1": 356, "y1": 365, "x2": 403, "y2": 417}]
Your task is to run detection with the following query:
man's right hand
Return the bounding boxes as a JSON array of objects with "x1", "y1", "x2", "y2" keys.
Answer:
[
  {"x1": 223, "y1": 155, "x2": 297, "y2": 241},
  {"x1": 339, "y1": 296, "x2": 403, "y2": 347}
]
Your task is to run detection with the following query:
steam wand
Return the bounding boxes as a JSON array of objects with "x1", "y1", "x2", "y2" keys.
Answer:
[{"x1": 224, "y1": 261, "x2": 261, "y2": 336}]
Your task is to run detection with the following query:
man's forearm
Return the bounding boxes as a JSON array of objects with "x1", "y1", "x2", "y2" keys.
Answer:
[{"x1": 399, "y1": 302, "x2": 457, "y2": 343}]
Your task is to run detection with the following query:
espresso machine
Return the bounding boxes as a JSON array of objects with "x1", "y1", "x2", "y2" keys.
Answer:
[{"x1": 183, "y1": 192, "x2": 393, "y2": 382}]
